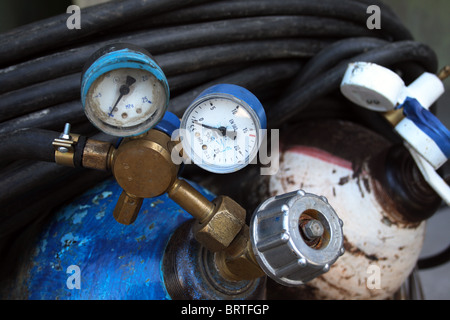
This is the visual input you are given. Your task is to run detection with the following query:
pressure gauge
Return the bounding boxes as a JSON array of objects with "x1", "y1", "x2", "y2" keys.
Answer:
[
  {"x1": 180, "y1": 84, "x2": 266, "y2": 174},
  {"x1": 81, "y1": 44, "x2": 169, "y2": 137}
]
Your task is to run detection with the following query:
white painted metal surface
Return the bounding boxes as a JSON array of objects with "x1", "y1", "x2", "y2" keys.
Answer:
[{"x1": 268, "y1": 145, "x2": 426, "y2": 299}]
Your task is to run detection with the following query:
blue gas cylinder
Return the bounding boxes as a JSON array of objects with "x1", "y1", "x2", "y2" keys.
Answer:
[
  {"x1": 3, "y1": 112, "x2": 266, "y2": 300},
  {"x1": 8, "y1": 177, "x2": 214, "y2": 300}
]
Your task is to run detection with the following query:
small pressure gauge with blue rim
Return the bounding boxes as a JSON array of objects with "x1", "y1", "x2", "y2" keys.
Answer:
[
  {"x1": 81, "y1": 44, "x2": 169, "y2": 137},
  {"x1": 180, "y1": 84, "x2": 267, "y2": 174}
]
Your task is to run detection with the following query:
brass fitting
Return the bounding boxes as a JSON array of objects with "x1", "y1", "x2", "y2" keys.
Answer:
[
  {"x1": 166, "y1": 178, "x2": 247, "y2": 252},
  {"x1": 113, "y1": 191, "x2": 143, "y2": 225},
  {"x1": 167, "y1": 178, "x2": 215, "y2": 223},
  {"x1": 215, "y1": 225, "x2": 265, "y2": 281},
  {"x1": 383, "y1": 65, "x2": 449, "y2": 127},
  {"x1": 438, "y1": 65, "x2": 450, "y2": 81},
  {"x1": 53, "y1": 134, "x2": 80, "y2": 167},
  {"x1": 109, "y1": 129, "x2": 179, "y2": 224},
  {"x1": 193, "y1": 195, "x2": 246, "y2": 252},
  {"x1": 108, "y1": 129, "x2": 248, "y2": 253},
  {"x1": 112, "y1": 129, "x2": 179, "y2": 199},
  {"x1": 383, "y1": 108, "x2": 404, "y2": 126},
  {"x1": 82, "y1": 139, "x2": 114, "y2": 171},
  {"x1": 78, "y1": 128, "x2": 250, "y2": 259}
]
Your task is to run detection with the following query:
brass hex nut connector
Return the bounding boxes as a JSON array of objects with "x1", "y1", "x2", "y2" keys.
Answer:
[
  {"x1": 215, "y1": 225, "x2": 265, "y2": 281},
  {"x1": 193, "y1": 195, "x2": 246, "y2": 252},
  {"x1": 113, "y1": 191, "x2": 143, "y2": 225}
]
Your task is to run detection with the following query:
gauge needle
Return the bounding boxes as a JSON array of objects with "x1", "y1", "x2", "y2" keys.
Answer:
[
  {"x1": 193, "y1": 121, "x2": 237, "y2": 139},
  {"x1": 108, "y1": 76, "x2": 136, "y2": 117}
]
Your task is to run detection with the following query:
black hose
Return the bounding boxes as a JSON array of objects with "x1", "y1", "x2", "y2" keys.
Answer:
[
  {"x1": 284, "y1": 37, "x2": 389, "y2": 92},
  {"x1": 0, "y1": 1, "x2": 441, "y2": 261},
  {"x1": 168, "y1": 64, "x2": 246, "y2": 95},
  {"x1": 0, "y1": 73, "x2": 80, "y2": 122},
  {"x1": 418, "y1": 244, "x2": 450, "y2": 269},
  {"x1": 0, "y1": 161, "x2": 72, "y2": 206},
  {"x1": 269, "y1": 40, "x2": 438, "y2": 128},
  {"x1": 157, "y1": 39, "x2": 328, "y2": 76},
  {"x1": 0, "y1": 128, "x2": 60, "y2": 164},
  {"x1": 0, "y1": 39, "x2": 329, "y2": 122},
  {"x1": 0, "y1": 15, "x2": 367, "y2": 94},
  {"x1": 0, "y1": 100, "x2": 85, "y2": 135},
  {"x1": 0, "y1": 130, "x2": 118, "y2": 205},
  {"x1": 0, "y1": 0, "x2": 212, "y2": 66},
  {"x1": 0, "y1": 65, "x2": 247, "y2": 134},
  {"x1": 168, "y1": 60, "x2": 303, "y2": 116},
  {"x1": 125, "y1": 0, "x2": 412, "y2": 41}
]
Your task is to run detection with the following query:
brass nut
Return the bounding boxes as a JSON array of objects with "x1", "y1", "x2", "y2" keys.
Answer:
[
  {"x1": 194, "y1": 195, "x2": 246, "y2": 252},
  {"x1": 113, "y1": 191, "x2": 143, "y2": 225},
  {"x1": 215, "y1": 226, "x2": 265, "y2": 281}
]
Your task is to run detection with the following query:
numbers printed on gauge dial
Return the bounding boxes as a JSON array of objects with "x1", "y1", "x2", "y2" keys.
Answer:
[
  {"x1": 87, "y1": 68, "x2": 165, "y2": 128},
  {"x1": 182, "y1": 97, "x2": 259, "y2": 172}
]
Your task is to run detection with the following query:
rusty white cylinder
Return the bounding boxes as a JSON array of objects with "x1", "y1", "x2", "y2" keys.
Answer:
[{"x1": 262, "y1": 121, "x2": 427, "y2": 300}]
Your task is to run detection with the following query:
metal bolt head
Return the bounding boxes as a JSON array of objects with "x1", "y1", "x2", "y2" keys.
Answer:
[
  {"x1": 58, "y1": 146, "x2": 69, "y2": 153},
  {"x1": 302, "y1": 219, "x2": 324, "y2": 239},
  {"x1": 113, "y1": 191, "x2": 143, "y2": 225},
  {"x1": 60, "y1": 123, "x2": 72, "y2": 140}
]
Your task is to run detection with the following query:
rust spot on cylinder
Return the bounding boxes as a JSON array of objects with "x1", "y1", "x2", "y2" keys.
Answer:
[{"x1": 343, "y1": 236, "x2": 387, "y2": 262}]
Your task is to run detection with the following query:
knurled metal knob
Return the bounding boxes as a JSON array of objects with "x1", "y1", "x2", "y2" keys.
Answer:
[{"x1": 250, "y1": 189, "x2": 344, "y2": 286}]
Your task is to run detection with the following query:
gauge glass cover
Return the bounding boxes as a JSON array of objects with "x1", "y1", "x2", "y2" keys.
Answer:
[
  {"x1": 85, "y1": 68, "x2": 167, "y2": 136},
  {"x1": 180, "y1": 94, "x2": 262, "y2": 173}
]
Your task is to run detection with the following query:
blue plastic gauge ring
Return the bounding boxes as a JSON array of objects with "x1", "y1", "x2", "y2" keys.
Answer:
[
  {"x1": 81, "y1": 44, "x2": 170, "y2": 137},
  {"x1": 180, "y1": 83, "x2": 267, "y2": 174}
]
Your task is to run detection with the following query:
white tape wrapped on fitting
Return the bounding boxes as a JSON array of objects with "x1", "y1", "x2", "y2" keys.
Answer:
[
  {"x1": 340, "y1": 62, "x2": 445, "y2": 112},
  {"x1": 395, "y1": 117, "x2": 447, "y2": 169},
  {"x1": 402, "y1": 72, "x2": 445, "y2": 110},
  {"x1": 340, "y1": 62, "x2": 405, "y2": 111}
]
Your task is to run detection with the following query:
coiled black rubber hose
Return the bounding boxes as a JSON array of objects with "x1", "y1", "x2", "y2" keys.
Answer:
[
  {"x1": 284, "y1": 37, "x2": 390, "y2": 91},
  {"x1": 122, "y1": 0, "x2": 412, "y2": 40},
  {"x1": 0, "y1": 15, "x2": 367, "y2": 95},
  {"x1": 0, "y1": 0, "x2": 445, "y2": 275},
  {"x1": 269, "y1": 40, "x2": 438, "y2": 128},
  {"x1": 0, "y1": 128, "x2": 61, "y2": 164},
  {"x1": 0, "y1": 0, "x2": 411, "y2": 68},
  {"x1": 0, "y1": 38, "x2": 329, "y2": 121},
  {"x1": 0, "y1": 0, "x2": 212, "y2": 66}
]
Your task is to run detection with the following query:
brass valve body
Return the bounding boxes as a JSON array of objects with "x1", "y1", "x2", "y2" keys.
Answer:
[
  {"x1": 112, "y1": 129, "x2": 179, "y2": 199},
  {"x1": 78, "y1": 128, "x2": 266, "y2": 281}
]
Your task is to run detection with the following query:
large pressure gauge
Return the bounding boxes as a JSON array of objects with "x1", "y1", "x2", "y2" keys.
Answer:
[
  {"x1": 180, "y1": 84, "x2": 266, "y2": 174},
  {"x1": 81, "y1": 44, "x2": 169, "y2": 137}
]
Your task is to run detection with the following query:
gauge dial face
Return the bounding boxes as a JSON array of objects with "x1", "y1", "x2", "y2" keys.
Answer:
[
  {"x1": 85, "y1": 68, "x2": 167, "y2": 136},
  {"x1": 180, "y1": 96, "x2": 262, "y2": 173}
]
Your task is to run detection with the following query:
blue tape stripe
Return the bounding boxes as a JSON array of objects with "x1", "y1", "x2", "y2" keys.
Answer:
[
  {"x1": 196, "y1": 84, "x2": 267, "y2": 130},
  {"x1": 81, "y1": 48, "x2": 169, "y2": 108},
  {"x1": 154, "y1": 111, "x2": 180, "y2": 136},
  {"x1": 401, "y1": 97, "x2": 450, "y2": 158}
]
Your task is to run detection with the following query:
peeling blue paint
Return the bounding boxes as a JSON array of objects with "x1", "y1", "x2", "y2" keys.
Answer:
[
  {"x1": 95, "y1": 210, "x2": 106, "y2": 220},
  {"x1": 72, "y1": 210, "x2": 88, "y2": 224},
  {"x1": 19, "y1": 177, "x2": 214, "y2": 300}
]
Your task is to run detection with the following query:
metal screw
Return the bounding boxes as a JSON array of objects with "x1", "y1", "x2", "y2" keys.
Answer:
[
  {"x1": 302, "y1": 219, "x2": 324, "y2": 239},
  {"x1": 56, "y1": 123, "x2": 72, "y2": 153},
  {"x1": 60, "y1": 123, "x2": 72, "y2": 140}
]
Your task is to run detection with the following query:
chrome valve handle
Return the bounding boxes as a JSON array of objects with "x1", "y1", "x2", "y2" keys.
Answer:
[{"x1": 250, "y1": 190, "x2": 345, "y2": 286}]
